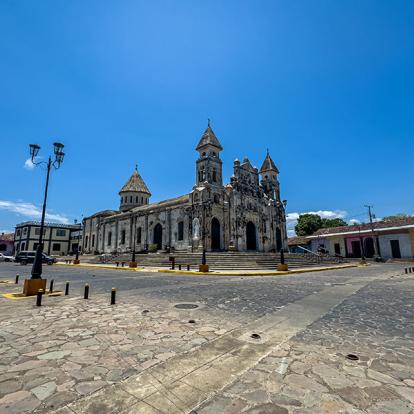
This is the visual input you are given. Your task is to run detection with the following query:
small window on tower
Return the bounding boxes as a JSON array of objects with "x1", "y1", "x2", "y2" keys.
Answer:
[
  {"x1": 213, "y1": 169, "x2": 217, "y2": 182},
  {"x1": 120, "y1": 196, "x2": 123, "y2": 203}
]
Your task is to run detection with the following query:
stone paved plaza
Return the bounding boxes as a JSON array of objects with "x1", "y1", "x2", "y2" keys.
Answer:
[{"x1": 0, "y1": 262, "x2": 413, "y2": 413}]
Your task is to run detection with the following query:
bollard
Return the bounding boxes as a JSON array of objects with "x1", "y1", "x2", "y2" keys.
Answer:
[
  {"x1": 15, "y1": 274, "x2": 19, "y2": 284},
  {"x1": 178, "y1": 264, "x2": 182, "y2": 270},
  {"x1": 121, "y1": 262, "x2": 125, "y2": 267},
  {"x1": 110, "y1": 288, "x2": 116, "y2": 305},
  {"x1": 65, "y1": 281, "x2": 70, "y2": 296},
  {"x1": 49, "y1": 279, "x2": 54, "y2": 293},
  {"x1": 405, "y1": 268, "x2": 408, "y2": 274},
  {"x1": 84, "y1": 284, "x2": 89, "y2": 299},
  {"x1": 36, "y1": 289, "x2": 43, "y2": 306},
  {"x1": 116, "y1": 262, "x2": 119, "y2": 267},
  {"x1": 187, "y1": 264, "x2": 190, "y2": 271},
  {"x1": 410, "y1": 268, "x2": 413, "y2": 273}
]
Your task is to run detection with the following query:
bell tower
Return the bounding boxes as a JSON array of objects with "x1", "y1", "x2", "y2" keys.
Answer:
[
  {"x1": 260, "y1": 151, "x2": 280, "y2": 201},
  {"x1": 195, "y1": 120, "x2": 223, "y2": 187}
]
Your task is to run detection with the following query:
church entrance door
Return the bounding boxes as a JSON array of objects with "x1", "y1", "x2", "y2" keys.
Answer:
[
  {"x1": 246, "y1": 222, "x2": 257, "y2": 251},
  {"x1": 153, "y1": 223, "x2": 163, "y2": 250},
  {"x1": 211, "y1": 218, "x2": 221, "y2": 251}
]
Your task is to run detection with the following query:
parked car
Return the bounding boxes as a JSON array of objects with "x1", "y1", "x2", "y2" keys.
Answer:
[
  {"x1": 14, "y1": 251, "x2": 56, "y2": 265},
  {"x1": 0, "y1": 253, "x2": 15, "y2": 262}
]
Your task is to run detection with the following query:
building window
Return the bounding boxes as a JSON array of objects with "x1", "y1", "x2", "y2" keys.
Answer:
[
  {"x1": 136, "y1": 196, "x2": 138, "y2": 203},
  {"x1": 33, "y1": 243, "x2": 39, "y2": 250},
  {"x1": 108, "y1": 232, "x2": 112, "y2": 246},
  {"x1": 141, "y1": 197, "x2": 143, "y2": 204},
  {"x1": 121, "y1": 230, "x2": 126, "y2": 245},
  {"x1": 23, "y1": 228, "x2": 27, "y2": 235},
  {"x1": 52, "y1": 243, "x2": 61, "y2": 252},
  {"x1": 16, "y1": 229, "x2": 21, "y2": 237},
  {"x1": 0, "y1": 244, "x2": 6, "y2": 252},
  {"x1": 21, "y1": 242, "x2": 26, "y2": 251},
  {"x1": 92, "y1": 234, "x2": 95, "y2": 247},
  {"x1": 85, "y1": 235, "x2": 89, "y2": 248},
  {"x1": 178, "y1": 221, "x2": 184, "y2": 241},
  {"x1": 121, "y1": 196, "x2": 123, "y2": 203},
  {"x1": 137, "y1": 227, "x2": 142, "y2": 244},
  {"x1": 213, "y1": 169, "x2": 217, "y2": 182},
  {"x1": 130, "y1": 196, "x2": 132, "y2": 203},
  {"x1": 35, "y1": 228, "x2": 46, "y2": 236},
  {"x1": 334, "y1": 243, "x2": 341, "y2": 255},
  {"x1": 56, "y1": 229, "x2": 66, "y2": 237}
]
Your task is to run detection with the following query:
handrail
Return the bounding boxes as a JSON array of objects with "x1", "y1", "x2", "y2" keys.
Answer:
[{"x1": 297, "y1": 245, "x2": 319, "y2": 256}]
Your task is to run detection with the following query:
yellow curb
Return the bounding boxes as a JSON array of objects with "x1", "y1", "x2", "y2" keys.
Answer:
[
  {"x1": 0, "y1": 280, "x2": 14, "y2": 284},
  {"x1": 2, "y1": 291, "x2": 64, "y2": 300},
  {"x1": 159, "y1": 264, "x2": 357, "y2": 277},
  {"x1": 56, "y1": 263, "x2": 142, "y2": 271}
]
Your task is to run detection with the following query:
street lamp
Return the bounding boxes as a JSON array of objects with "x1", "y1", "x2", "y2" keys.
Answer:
[
  {"x1": 129, "y1": 221, "x2": 138, "y2": 268},
  {"x1": 24, "y1": 142, "x2": 65, "y2": 294}
]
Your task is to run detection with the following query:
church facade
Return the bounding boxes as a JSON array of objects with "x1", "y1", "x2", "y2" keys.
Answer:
[{"x1": 82, "y1": 123, "x2": 288, "y2": 254}]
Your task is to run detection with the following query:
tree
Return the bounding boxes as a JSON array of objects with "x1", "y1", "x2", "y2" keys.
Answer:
[
  {"x1": 321, "y1": 218, "x2": 348, "y2": 228},
  {"x1": 295, "y1": 214, "x2": 322, "y2": 236},
  {"x1": 382, "y1": 214, "x2": 411, "y2": 221},
  {"x1": 295, "y1": 214, "x2": 348, "y2": 236}
]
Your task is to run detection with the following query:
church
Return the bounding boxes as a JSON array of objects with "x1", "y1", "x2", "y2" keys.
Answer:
[{"x1": 82, "y1": 122, "x2": 288, "y2": 254}]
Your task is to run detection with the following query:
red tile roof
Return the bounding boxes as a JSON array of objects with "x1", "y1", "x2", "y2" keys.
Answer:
[
  {"x1": 288, "y1": 236, "x2": 310, "y2": 246},
  {"x1": 312, "y1": 216, "x2": 414, "y2": 236},
  {"x1": 0, "y1": 233, "x2": 14, "y2": 242}
]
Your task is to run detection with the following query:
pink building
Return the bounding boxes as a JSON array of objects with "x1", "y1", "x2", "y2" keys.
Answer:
[{"x1": 0, "y1": 233, "x2": 14, "y2": 256}]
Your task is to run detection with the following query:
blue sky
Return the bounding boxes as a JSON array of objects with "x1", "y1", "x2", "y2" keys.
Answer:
[{"x1": 1, "y1": 0, "x2": 413, "y2": 235}]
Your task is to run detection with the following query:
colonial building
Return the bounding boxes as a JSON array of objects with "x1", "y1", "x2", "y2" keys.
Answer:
[
  {"x1": 82, "y1": 123, "x2": 288, "y2": 254},
  {"x1": 14, "y1": 221, "x2": 82, "y2": 256},
  {"x1": 306, "y1": 217, "x2": 414, "y2": 259}
]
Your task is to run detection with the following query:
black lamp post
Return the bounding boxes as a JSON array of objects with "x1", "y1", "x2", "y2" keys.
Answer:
[
  {"x1": 29, "y1": 142, "x2": 65, "y2": 279},
  {"x1": 129, "y1": 221, "x2": 138, "y2": 268}
]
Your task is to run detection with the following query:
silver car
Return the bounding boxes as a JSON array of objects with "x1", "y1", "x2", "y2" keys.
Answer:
[{"x1": 0, "y1": 253, "x2": 14, "y2": 262}]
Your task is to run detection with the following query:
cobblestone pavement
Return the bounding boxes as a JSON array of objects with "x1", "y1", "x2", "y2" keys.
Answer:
[
  {"x1": 0, "y1": 262, "x2": 412, "y2": 413},
  {"x1": 197, "y1": 269, "x2": 414, "y2": 414}
]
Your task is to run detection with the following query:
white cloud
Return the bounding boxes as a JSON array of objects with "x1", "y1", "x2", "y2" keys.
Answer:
[
  {"x1": 287, "y1": 210, "x2": 348, "y2": 237},
  {"x1": 0, "y1": 200, "x2": 70, "y2": 224},
  {"x1": 24, "y1": 158, "x2": 35, "y2": 170},
  {"x1": 349, "y1": 219, "x2": 361, "y2": 225}
]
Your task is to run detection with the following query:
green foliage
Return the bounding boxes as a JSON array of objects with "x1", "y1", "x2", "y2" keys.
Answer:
[
  {"x1": 321, "y1": 218, "x2": 348, "y2": 228},
  {"x1": 295, "y1": 214, "x2": 348, "y2": 236},
  {"x1": 295, "y1": 214, "x2": 322, "y2": 236}
]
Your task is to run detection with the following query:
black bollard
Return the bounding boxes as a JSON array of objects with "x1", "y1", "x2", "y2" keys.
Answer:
[
  {"x1": 121, "y1": 262, "x2": 125, "y2": 267},
  {"x1": 187, "y1": 264, "x2": 190, "y2": 271},
  {"x1": 84, "y1": 284, "x2": 89, "y2": 299},
  {"x1": 49, "y1": 279, "x2": 54, "y2": 293},
  {"x1": 111, "y1": 288, "x2": 116, "y2": 305},
  {"x1": 36, "y1": 289, "x2": 43, "y2": 306},
  {"x1": 178, "y1": 264, "x2": 182, "y2": 270},
  {"x1": 405, "y1": 268, "x2": 408, "y2": 274},
  {"x1": 65, "y1": 281, "x2": 69, "y2": 296},
  {"x1": 116, "y1": 262, "x2": 119, "y2": 267},
  {"x1": 15, "y1": 274, "x2": 19, "y2": 284}
]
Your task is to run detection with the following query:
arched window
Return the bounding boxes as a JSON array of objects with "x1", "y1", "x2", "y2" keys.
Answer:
[
  {"x1": 213, "y1": 169, "x2": 217, "y2": 182},
  {"x1": 108, "y1": 232, "x2": 112, "y2": 246},
  {"x1": 130, "y1": 196, "x2": 133, "y2": 203},
  {"x1": 136, "y1": 196, "x2": 138, "y2": 203},
  {"x1": 137, "y1": 227, "x2": 142, "y2": 243},
  {"x1": 120, "y1": 196, "x2": 123, "y2": 203},
  {"x1": 121, "y1": 230, "x2": 126, "y2": 245}
]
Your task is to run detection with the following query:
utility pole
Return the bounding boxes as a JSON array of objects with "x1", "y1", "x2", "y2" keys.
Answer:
[{"x1": 364, "y1": 205, "x2": 381, "y2": 261}]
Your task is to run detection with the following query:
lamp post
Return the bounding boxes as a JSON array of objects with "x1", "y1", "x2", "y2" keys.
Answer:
[
  {"x1": 29, "y1": 142, "x2": 65, "y2": 281},
  {"x1": 129, "y1": 219, "x2": 138, "y2": 268}
]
